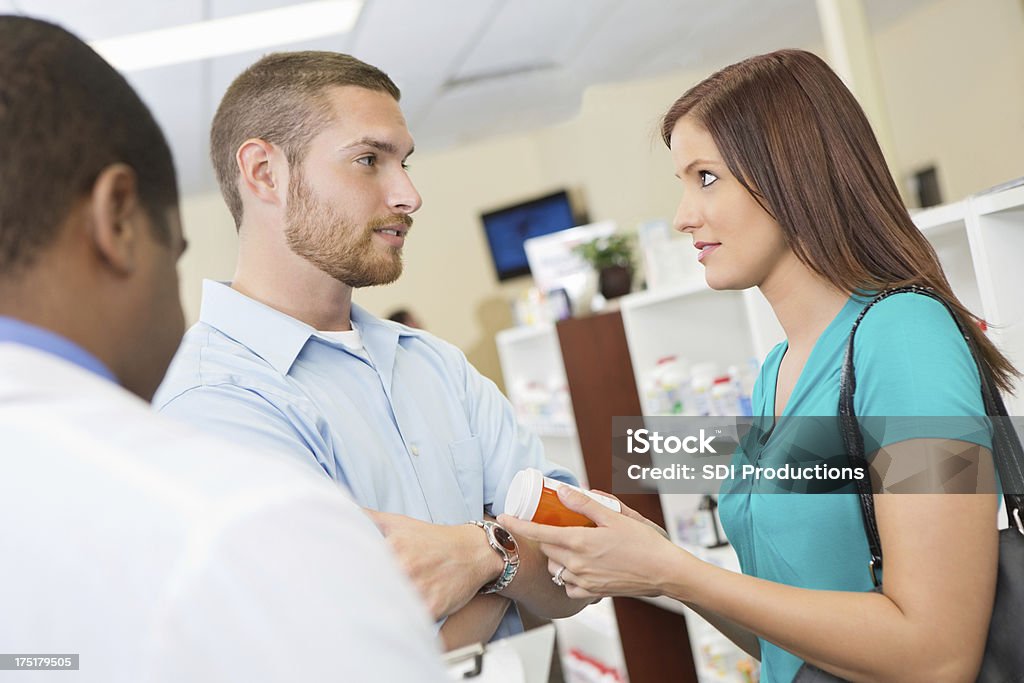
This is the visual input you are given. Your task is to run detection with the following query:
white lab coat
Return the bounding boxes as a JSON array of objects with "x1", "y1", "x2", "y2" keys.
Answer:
[{"x1": 0, "y1": 344, "x2": 447, "y2": 683}]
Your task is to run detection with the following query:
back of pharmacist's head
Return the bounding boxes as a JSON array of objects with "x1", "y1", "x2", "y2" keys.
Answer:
[
  {"x1": 0, "y1": 15, "x2": 179, "y2": 276},
  {"x1": 0, "y1": 15, "x2": 186, "y2": 401}
]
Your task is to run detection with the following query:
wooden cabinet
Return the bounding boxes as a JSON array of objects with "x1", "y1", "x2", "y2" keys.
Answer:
[{"x1": 556, "y1": 311, "x2": 698, "y2": 683}]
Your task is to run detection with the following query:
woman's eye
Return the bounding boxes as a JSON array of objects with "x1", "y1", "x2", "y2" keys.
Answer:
[
  {"x1": 401, "y1": 162, "x2": 410, "y2": 171},
  {"x1": 699, "y1": 170, "x2": 718, "y2": 187},
  {"x1": 357, "y1": 156, "x2": 376, "y2": 167}
]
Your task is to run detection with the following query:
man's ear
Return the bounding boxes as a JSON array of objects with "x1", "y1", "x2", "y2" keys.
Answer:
[
  {"x1": 237, "y1": 138, "x2": 287, "y2": 208},
  {"x1": 88, "y1": 163, "x2": 143, "y2": 276}
]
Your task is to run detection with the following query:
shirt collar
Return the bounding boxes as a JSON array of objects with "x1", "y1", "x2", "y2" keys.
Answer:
[
  {"x1": 0, "y1": 316, "x2": 117, "y2": 383},
  {"x1": 349, "y1": 301, "x2": 424, "y2": 393},
  {"x1": 198, "y1": 280, "x2": 422, "y2": 376}
]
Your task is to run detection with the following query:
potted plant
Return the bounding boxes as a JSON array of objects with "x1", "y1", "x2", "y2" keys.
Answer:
[{"x1": 574, "y1": 233, "x2": 635, "y2": 300}]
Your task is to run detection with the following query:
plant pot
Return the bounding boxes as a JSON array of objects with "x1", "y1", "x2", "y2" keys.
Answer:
[{"x1": 598, "y1": 265, "x2": 633, "y2": 300}]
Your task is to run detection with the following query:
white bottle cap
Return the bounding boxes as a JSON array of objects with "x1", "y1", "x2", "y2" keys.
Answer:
[
  {"x1": 505, "y1": 468, "x2": 544, "y2": 520},
  {"x1": 505, "y1": 468, "x2": 622, "y2": 520}
]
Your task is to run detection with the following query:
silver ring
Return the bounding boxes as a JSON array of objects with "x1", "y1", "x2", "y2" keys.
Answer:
[{"x1": 551, "y1": 565, "x2": 566, "y2": 587}]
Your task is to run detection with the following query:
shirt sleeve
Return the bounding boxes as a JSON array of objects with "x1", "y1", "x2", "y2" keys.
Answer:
[
  {"x1": 148, "y1": 488, "x2": 450, "y2": 683},
  {"x1": 158, "y1": 383, "x2": 338, "y2": 481},
  {"x1": 851, "y1": 292, "x2": 991, "y2": 451},
  {"x1": 457, "y1": 355, "x2": 578, "y2": 517}
]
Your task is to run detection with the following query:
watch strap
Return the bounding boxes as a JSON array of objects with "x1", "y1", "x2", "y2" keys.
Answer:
[{"x1": 467, "y1": 520, "x2": 520, "y2": 594}]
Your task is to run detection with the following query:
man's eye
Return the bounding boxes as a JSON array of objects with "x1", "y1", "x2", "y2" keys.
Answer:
[
  {"x1": 357, "y1": 156, "x2": 376, "y2": 167},
  {"x1": 700, "y1": 170, "x2": 718, "y2": 187}
]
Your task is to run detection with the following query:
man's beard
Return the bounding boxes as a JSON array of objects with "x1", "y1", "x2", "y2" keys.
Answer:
[{"x1": 284, "y1": 172, "x2": 411, "y2": 288}]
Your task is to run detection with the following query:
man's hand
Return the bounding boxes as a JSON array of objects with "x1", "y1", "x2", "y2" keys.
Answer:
[{"x1": 366, "y1": 510, "x2": 503, "y2": 620}]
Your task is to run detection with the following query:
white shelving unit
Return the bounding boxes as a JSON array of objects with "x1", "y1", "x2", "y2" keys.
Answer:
[
  {"x1": 906, "y1": 185, "x2": 1024, "y2": 415},
  {"x1": 495, "y1": 324, "x2": 588, "y2": 486},
  {"x1": 644, "y1": 493, "x2": 759, "y2": 683},
  {"x1": 495, "y1": 324, "x2": 628, "y2": 680},
  {"x1": 620, "y1": 284, "x2": 784, "y2": 374},
  {"x1": 619, "y1": 283, "x2": 783, "y2": 417},
  {"x1": 553, "y1": 600, "x2": 630, "y2": 683},
  {"x1": 494, "y1": 180, "x2": 1024, "y2": 682},
  {"x1": 965, "y1": 184, "x2": 1024, "y2": 416},
  {"x1": 912, "y1": 199, "x2": 984, "y2": 315}
]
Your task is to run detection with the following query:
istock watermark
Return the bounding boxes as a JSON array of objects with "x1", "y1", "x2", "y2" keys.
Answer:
[
  {"x1": 626, "y1": 428, "x2": 718, "y2": 454},
  {"x1": 611, "y1": 415, "x2": 1015, "y2": 496}
]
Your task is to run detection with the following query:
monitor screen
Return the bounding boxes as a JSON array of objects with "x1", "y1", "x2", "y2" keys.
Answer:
[{"x1": 481, "y1": 190, "x2": 583, "y2": 281}]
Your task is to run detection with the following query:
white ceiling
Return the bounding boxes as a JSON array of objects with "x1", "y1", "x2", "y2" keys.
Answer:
[{"x1": 2, "y1": 0, "x2": 931, "y2": 195}]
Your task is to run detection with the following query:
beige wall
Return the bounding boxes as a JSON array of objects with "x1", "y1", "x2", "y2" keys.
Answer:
[
  {"x1": 178, "y1": 191, "x2": 237, "y2": 325},
  {"x1": 873, "y1": 0, "x2": 1024, "y2": 201},
  {"x1": 177, "y1": 0, "x2": 1024, "y2": 387},
  {"x1": 353, "y1": 134, "x2": 553, "y2": 385},
  {"x1": 353, "y1": 67, "x2": 709, "y2": 386}
]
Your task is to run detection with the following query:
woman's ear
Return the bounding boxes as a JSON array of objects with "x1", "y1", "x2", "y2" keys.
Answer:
[{"x1": 87, "y1": 163, "x2": 142, "y2": 276}]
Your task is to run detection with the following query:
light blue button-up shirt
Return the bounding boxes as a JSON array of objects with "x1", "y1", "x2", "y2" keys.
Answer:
[{"x1": 155, "y1": 280, "x2": 576, "y2": 637}]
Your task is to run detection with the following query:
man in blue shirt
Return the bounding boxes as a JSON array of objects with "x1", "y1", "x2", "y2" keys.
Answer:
[
  {"x1": 155, "y1": 51, "x2": 590, "y2": 646},
  {"x1": 0, "y1": 18, "x2": 451, "y2": 681}
]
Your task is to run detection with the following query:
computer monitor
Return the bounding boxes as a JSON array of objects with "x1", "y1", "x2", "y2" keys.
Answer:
[{"x1": 481, "y1": 190, "x2": 586, "y2": 281}]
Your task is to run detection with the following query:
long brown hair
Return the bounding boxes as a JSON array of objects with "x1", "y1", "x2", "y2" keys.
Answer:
[{"x1": 661, "y1": 49, "x2": 1018, "y2": 393}]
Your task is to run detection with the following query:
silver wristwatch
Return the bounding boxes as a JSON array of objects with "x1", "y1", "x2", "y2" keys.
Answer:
[{"x1": 467, "y1": 520, "x2": 520, "y2": 594}]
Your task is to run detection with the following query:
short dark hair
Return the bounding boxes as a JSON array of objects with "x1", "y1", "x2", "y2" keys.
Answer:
[
  {"x1": 0, "y1": 16, "x2": 178, "y2": 273},
  {"x1": 387, "y1": 309, "x2": 413, "y2": 325},
  {"x1": 210, "y1": 51, "x2": 401, "y2": 229}
]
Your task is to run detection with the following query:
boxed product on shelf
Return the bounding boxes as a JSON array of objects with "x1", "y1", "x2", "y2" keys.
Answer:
[
  {"x1": 640, "y1": 357, "x2": 758, "y2": 417},
  {"x1": 563, "y1": 648, "x2": 627, "y2": 683},
  {"x1": 509, "y1": 379, "x2": 574, "y2": 432},
  {"x1": 697, "y1": 635, "x2": 760, "y2": 683}
]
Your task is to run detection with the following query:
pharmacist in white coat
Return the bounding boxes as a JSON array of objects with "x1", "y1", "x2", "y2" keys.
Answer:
[{"x1": 0, "y1": 16, "x2": 447, "y2": 683}]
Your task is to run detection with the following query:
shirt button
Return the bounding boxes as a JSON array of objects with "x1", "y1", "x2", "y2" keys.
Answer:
[{"x1": 410, "y1": 445, "x2": 420, "y2": 456}]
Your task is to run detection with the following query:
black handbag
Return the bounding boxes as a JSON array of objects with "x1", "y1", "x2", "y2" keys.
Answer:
[{"x1": 794, "y1": 286, "x2": 1024, "y2": 683}]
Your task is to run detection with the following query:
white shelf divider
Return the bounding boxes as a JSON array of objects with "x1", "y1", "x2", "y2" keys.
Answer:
[{"x1": 963, "y1": 184, "x2": 1024, "y2": 415}]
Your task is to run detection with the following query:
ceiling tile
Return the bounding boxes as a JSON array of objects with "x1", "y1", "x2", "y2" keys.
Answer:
[
  {"x1": 450, "y1": 0, "x2": 617, "y2": 81},
  {"x1": 11, "y1": 0, "x2": 203, "y2": 41},
  {"x1": 2, "y1": 0, "x2": 940, "y2": 195}
]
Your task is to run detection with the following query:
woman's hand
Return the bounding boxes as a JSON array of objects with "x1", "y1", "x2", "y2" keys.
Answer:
[
  {"x1": 592, "y1": 490, "x2": 671, "y2": 540},
  {"x1": 498, "y1": 486, "x2": 686, "y2": 600}
]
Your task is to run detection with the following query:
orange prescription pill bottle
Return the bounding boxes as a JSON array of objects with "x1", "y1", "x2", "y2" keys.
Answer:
[{"x1": 504, "y1": 468, "x2": 621, "y2": 527}]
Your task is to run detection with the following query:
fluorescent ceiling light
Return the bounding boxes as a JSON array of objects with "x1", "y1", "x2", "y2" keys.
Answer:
[{"x1": 90, "y1": 0, "x2": 363, "y2": 72}]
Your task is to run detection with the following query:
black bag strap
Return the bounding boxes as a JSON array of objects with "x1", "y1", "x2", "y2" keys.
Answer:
[{"x1": 839, "y1": 285, "x2": 1024, "y2": 587}]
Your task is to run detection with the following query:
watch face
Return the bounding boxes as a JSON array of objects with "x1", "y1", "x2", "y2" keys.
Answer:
[{"x1": 493, "y1": 526, "x2": 517, "y2": 553}]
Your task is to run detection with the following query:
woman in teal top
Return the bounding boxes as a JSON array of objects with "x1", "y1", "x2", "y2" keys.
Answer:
[
  {"x1": 501, "y1": 49, "x2": 1016, "y2": 682},
  {"x1": 717, "y1": 292, "x2": 992, "y2": 681}
]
